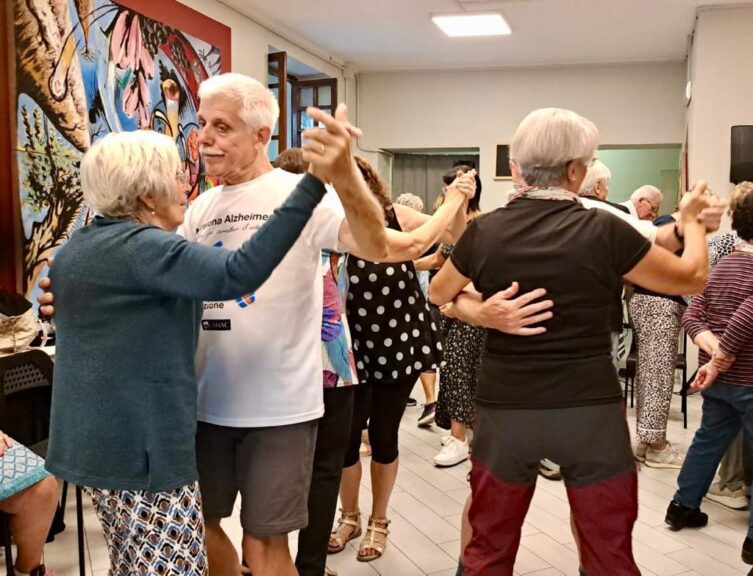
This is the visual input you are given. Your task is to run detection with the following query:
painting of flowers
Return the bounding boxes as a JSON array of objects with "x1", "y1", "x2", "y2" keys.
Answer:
[{"x1": 10, "y1": 0, "x2": 230, "y2": 298}]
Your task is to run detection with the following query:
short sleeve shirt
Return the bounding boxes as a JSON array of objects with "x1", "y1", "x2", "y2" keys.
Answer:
[{"x1": 451, "y1": 198, "x2": 650, "y2": 409}]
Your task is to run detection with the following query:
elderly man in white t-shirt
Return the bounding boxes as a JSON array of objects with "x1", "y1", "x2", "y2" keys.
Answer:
[
  {"x1": 180, "y1": 73, "x2": 389, "y2": 576},
  {"x1": 622, "y1": 185, "x2": 664, "y2": 220}
]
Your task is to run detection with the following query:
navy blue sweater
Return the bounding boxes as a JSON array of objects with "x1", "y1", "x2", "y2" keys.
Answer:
[{"x1": 46, "y1": 174, "x2": 326, "y2": 491}]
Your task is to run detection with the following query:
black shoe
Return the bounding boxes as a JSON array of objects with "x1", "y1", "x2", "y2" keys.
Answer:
[
  {"x1": 665, "y1": 499, "x2": 708, "y2": 531},
  {"x1": 418, "y1": 402, "x2": 437, "y2": 426},
  {"x1": 743, "y1": 536, "x2": 753, "y2": 564},
  {"x1": 406, "y1": 397, "x2": 417, "y2": 407}
]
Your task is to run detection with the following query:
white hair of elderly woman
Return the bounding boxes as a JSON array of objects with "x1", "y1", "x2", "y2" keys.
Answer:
[
  {"x1": 394, "y1": 193, "x2": 424, "y2": 212},
  {"x1": 198, "y1": 72, "x2": 279, "y2": 133},
  {"x1": 81, "y1": 130, "x2": 181, "y2": 219},
  {"x1": 631, "y1": 185, "x2": 663, "y2": 203},
  {"x1": 510, "y1": 108, "x2": 599, "y2": 188},
  {"x1": 579, "y1": 159, "x2": 611, "y2": 197}
]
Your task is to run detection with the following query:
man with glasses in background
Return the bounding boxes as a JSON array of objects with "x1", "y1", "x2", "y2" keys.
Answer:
[{"x1": 623, "y1": 185, "x2": 664, "y2": 220}]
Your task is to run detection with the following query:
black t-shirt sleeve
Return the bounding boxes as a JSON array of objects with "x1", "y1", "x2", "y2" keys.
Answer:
[
  {"x1": 603, "y1": 212, "x2": 652, "y2": 275},
  {"x1": 449, "y1": 219, "x2": 478, "y2": 279}
]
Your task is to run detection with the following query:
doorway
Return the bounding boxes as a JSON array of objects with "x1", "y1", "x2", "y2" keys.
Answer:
[{"x1": 390, "y1": 150, "x2": 480, "y2": 213}]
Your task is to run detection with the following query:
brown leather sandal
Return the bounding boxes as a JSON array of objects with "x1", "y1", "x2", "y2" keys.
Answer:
[
  {"x1": 357, "y1": 516, "x2": 390, "y2": 562},
  {"x1": 328, "y1": 508, "x2": 362, "y2": 554}
]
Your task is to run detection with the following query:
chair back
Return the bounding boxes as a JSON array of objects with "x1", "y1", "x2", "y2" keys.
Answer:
[{"x1": 0, "y1": 350, "x2": 53, "y2": 456}]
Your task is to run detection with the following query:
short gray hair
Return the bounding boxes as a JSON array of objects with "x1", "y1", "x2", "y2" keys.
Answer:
[
  {"x1": 394, "y1": 193, "x2": 424, "y2": 212},
  {"x1": 198, "y1": 73, "x2": 279, "y2": 133},
  {"x1": 510, "y1": 108, "x2": 599, "y2": 188},
  {"x1": 631, "y1": 185, "x2": 663, "y2": 204},
  {"x1": 579, "y1": 159, "x2": 611, "y2": 197},
  {"x1": 81, "y1": 130, "x2": 180, "y2": 218}
]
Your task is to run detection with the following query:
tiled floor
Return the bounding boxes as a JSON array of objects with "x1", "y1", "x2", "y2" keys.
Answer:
[{"x1": 5, "y1": 381, "x2": 751, "y2": 575}]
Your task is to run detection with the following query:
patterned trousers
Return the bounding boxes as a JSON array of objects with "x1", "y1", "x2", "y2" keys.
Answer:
[
  {"x1": 629, "y1": 293, "x2": 684, "y2": 444},
  {"x1": 86, "y1": 482, "x2": 207, "y2": 575}
]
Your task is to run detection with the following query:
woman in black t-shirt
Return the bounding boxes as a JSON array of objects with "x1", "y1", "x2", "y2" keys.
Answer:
[{"x1": 429, "y1": 108, "x2": 711, "y2": 576}]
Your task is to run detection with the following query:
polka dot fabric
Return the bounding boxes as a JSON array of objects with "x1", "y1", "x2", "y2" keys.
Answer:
[{"x1": 346, "y1": 209, "x2": 443, "y2": 382}]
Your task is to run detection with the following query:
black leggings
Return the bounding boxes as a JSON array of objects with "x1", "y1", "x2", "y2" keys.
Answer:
[{"x1": 344, "y1": 376, "x2": 416, "y2": 466}]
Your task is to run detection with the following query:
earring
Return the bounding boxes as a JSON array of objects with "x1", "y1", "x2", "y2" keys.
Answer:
[{"x1": 151, "y1": 210, "x2": 156, "y2": 215}]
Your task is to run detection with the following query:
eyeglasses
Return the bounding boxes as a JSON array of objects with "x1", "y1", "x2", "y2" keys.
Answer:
[
  {"x1": 640, "y1": 197, "x2": 661, "y2": 214},
  {"x1": 566, "y1": 158, "x2": 596, "y2": 169},
  {"x1": 176, "y1": 169, "x2": 190, "y2": 186}
]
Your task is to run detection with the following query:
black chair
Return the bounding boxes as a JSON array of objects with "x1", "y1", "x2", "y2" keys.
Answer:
[
  {"x1": 676, "y1": 331, "x2": 690, "y2": 429},
  {"x1": 621, "y1": 322, "x2": 638, "y2": 407},
  {"x1": 623, "y1": 324, "x2": 692, "y2": 428},
  {"x1": 0, "y1": 350, "x2": 86, "y2": 576}
]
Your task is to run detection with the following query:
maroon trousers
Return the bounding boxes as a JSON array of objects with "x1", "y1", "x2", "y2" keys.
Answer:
[{"x1": 463, "y1": 403, "x2": 640, "y2": 576}]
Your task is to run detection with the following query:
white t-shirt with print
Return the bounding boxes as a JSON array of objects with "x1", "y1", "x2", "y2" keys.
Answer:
[
  {"x1": 179, "y1": 168, "x2": 345, "y2": 427},
  {"x1": 581, "y1": 197, "x2": 657, "y2": 243}
]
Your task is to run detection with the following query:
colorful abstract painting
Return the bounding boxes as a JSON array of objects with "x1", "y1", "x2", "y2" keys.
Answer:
[{"x1": 11, "y1": 0, "x2": 230, "y2": 299}]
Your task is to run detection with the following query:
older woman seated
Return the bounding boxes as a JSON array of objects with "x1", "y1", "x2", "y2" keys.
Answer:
[
  {"x1": 430, "y1": 107, "x2": 709, "y2": 575},
  {"x1": 44, "y1": 110, "x2": 364, "y2": 576},
  {"x1": 0, "y1": 431, "x2": 58, "y2": 576}
]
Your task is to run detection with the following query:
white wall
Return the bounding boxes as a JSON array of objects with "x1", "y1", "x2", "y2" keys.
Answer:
[
  {"x1": 356, "y1": 63, "x2": 687, "y2": 211},
  {"x1": 177, "y1": 0, "x2": 356, "y2": 118},
  {"x1": 687, "y1": 5, "x2": 753, "y2": 217},
  {"x1": 684, "y1": 4, "x2": 753, "y2": 373}
]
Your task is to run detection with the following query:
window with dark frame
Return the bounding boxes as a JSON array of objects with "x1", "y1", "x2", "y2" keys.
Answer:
[
  {"x1": 267, "y1": 52, "x2": 288, "y2": 159},
  {"x1": 291, "y1": 78, "x2": 337, "y2": 148}
]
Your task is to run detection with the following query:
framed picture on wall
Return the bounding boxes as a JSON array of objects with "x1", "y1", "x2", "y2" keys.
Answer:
[{"x1": 494, "y1": 144, "x2": 512, "y2": 180}]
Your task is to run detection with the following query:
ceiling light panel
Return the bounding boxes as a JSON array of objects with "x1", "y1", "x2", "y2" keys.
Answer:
[{"x1": 432, "y1": 13, "x2": 511, "y2": 37}]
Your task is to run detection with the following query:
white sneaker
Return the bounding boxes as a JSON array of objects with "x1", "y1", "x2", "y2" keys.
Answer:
[
  {"x1": 705, "y1": 484, "x2": 750, "y2": 510},
  {"x1": 440, "y1": 433, "x2": 451, "y2": 446},
  {"x1": 634, "y1": 443, "x2": 648, "y2": 463},
  {"x1": 433, "y1": 436, "x2": 469, "y2": 467},
  {"x1": 645, "y1": 442, "x2": 684, "y2": 469}
]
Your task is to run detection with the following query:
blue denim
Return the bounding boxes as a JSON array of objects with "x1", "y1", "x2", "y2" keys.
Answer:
[{"x1": 674, "y1": 382, "x2": 753, "y2": 538}]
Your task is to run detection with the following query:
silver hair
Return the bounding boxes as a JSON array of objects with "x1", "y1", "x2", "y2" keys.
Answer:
[
  {"x1": 579, "y1": 159, "x2": 611, "y2": 197},
  {"x1": 630, "y1": 185, "x2": 663, "y2": 203},
  {"x1": 510, "y1": 108, "x2": 599, "y2": 188},
  {"x1": 394, "y1": 193, "x2": 424, "y2": 212},
  {"x1": 198, "y1": 72, "x2": 279, "y2": 133},
  {"x1": 80, "y1": 130, "x2": 181, "y2": 219}
]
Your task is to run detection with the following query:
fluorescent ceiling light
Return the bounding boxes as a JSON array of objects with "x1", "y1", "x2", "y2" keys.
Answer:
[{"x1": 432, "y1": 13, "x2": 511, "y2": 37}]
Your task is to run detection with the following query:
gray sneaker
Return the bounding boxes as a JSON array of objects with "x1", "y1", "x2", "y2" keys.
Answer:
[
  {"x1": 645, "y1": 442, "x2": 684, "y2": 469},
  {"x1": 706, "y1": 483, "x2": 750, "y2": 510}
]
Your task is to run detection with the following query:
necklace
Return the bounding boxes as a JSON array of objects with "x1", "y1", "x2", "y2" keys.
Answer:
[{"x1": 508, "y1": 186, "x2": 581, "y2": 204}]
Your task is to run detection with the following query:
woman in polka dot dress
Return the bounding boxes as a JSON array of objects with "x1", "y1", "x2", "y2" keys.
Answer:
[{"x1": 330, "y1": 158, "x2": 474, "y2": 563}]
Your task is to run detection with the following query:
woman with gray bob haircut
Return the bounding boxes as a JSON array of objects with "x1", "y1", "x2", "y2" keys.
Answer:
[
  {"x1": 44, "y1": 118, "x2": 355, "y2": 575},
  {"x1": 510, "y1": 107, "x2": 599, "y2": 188},
  {"x1": 430, "y1": 107, "x2": 711, "y2": 575}
]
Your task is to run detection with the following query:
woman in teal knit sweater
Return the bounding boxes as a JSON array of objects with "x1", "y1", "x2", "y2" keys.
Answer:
[{"x1": 45, "y1": 116, "x2": 360, "y2": 575}]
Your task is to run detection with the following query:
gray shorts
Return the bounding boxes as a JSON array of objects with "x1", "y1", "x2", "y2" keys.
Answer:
[{"x1": 196, "y1": 419, "x2": 317, "y2": 537}]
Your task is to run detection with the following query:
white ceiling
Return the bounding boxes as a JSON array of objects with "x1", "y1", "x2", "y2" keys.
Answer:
[{"x1": 220, "y1": 0, "x2": 753, "y2": 71}]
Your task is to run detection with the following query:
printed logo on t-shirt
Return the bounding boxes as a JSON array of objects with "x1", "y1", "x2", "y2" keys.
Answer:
[
  {"x1": 202, "y1": 319, "x2": 231, "y2": 331},
  {"x1": 213, "y1": 240, "x2": 256, "y2": 309}
]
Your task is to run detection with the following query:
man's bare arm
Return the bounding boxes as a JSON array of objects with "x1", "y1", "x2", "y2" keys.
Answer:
[{"x1": 441, "y1": 282, "x2": 554, "y2": 336}]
